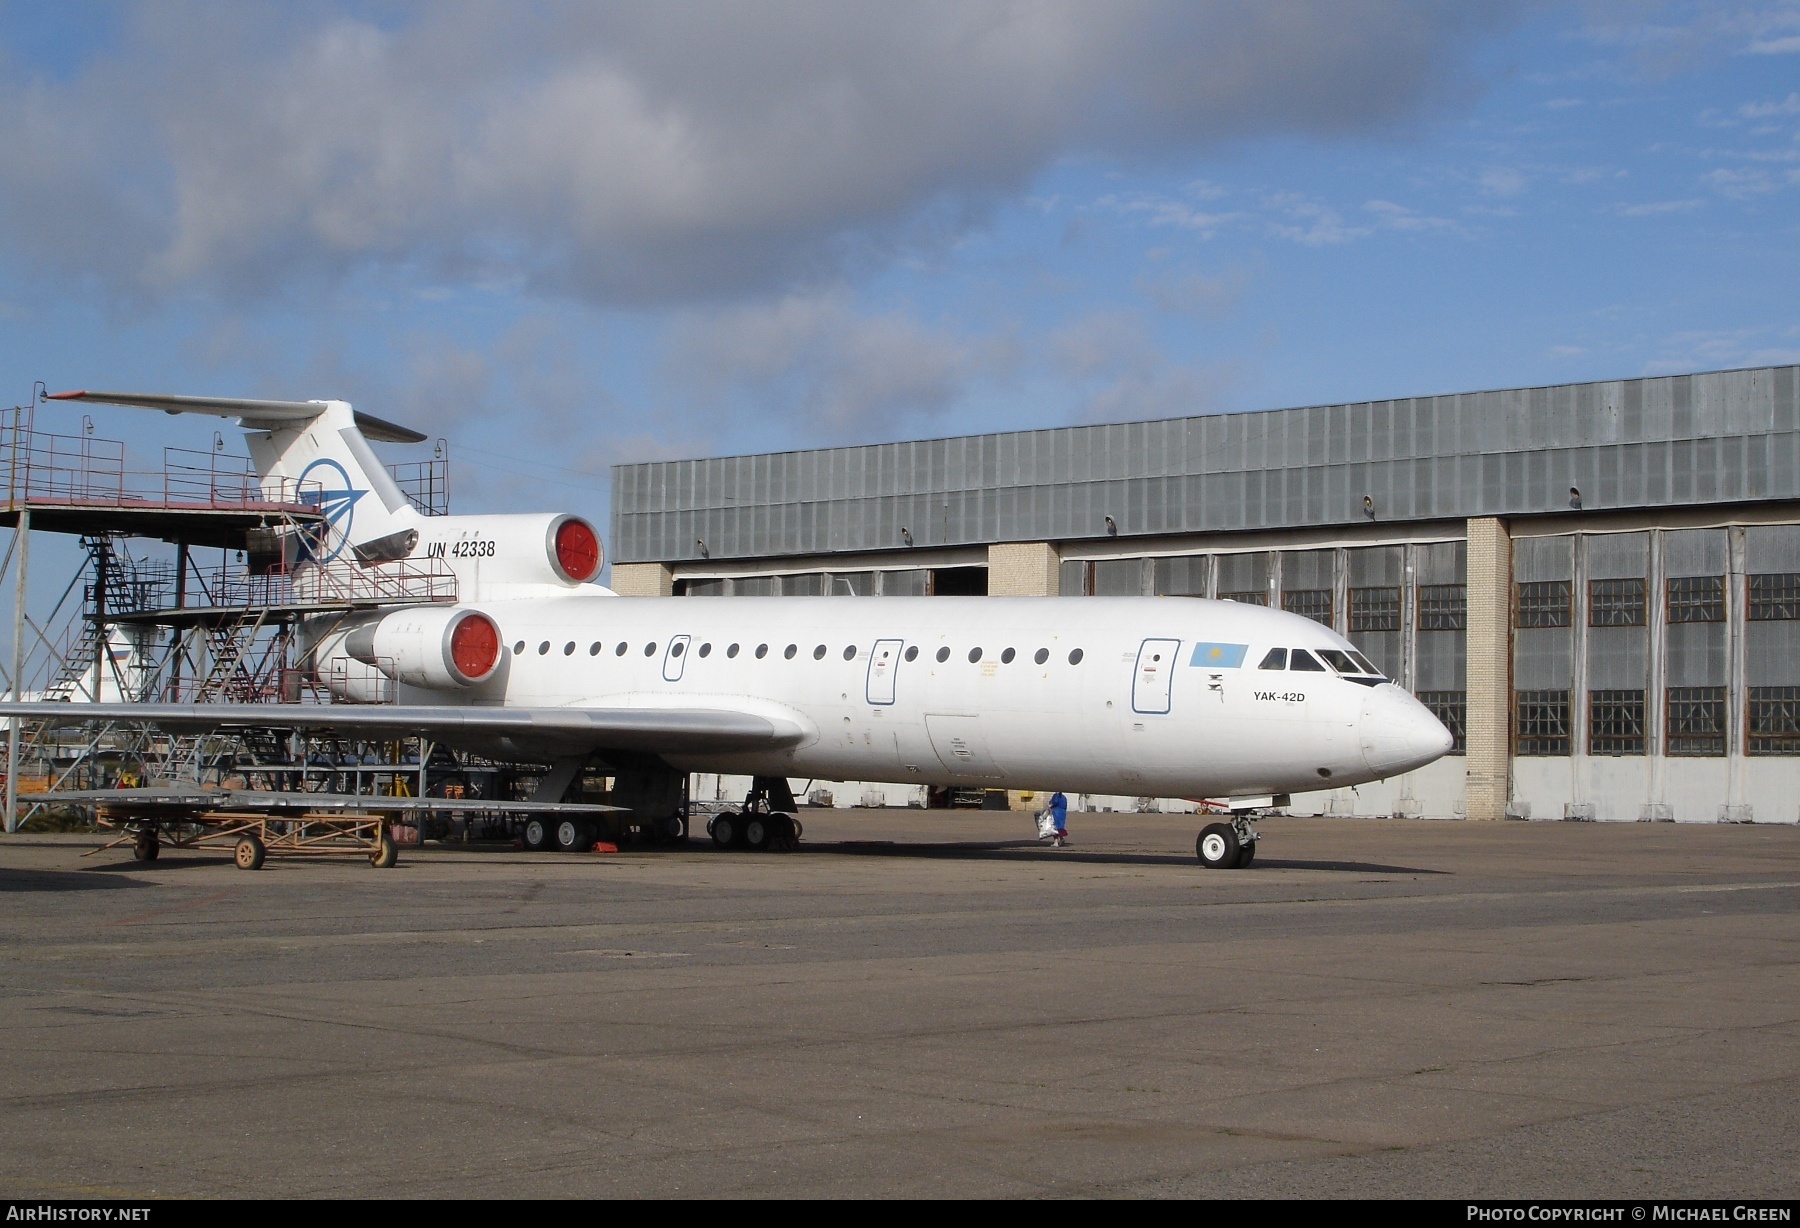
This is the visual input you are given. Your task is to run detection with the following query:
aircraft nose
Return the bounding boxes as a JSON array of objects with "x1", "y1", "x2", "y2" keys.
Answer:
[{"x1": 1359, "y1": 684, "x2": 1455, "y2": 777}]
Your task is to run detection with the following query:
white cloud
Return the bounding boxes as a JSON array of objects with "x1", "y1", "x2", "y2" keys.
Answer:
[
  {"x1": 1479, "y1": 166, "x2": 1528, "y2": 195},
  {"x1": 1747, "y1": 34, "x2": 1800, "y2": 53},
  {"x1": 1738, "y1": 92, "x2": 1800, "y2": 117},
  {"x1": 0, "y1": 1, "x2": 1523, "y2": 307},
  {"x1": 1617, "y1": 198, "x2": 1706, "y2": 216}
]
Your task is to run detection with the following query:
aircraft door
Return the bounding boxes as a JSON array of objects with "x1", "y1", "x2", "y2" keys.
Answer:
[
  {"x1": 662, "y1": 634, "x2": 692, "y2": 682},
  {"x1": 866, "y1": 638, "x2": 904, "y2": 705},
  {"x1": 1132, "y1": 638, "x2": 1181, "y2": 714}
]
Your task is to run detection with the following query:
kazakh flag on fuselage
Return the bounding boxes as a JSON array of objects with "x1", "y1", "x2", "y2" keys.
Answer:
[{"x1": 1189, "y1": 642, "x2": 1248, "y2": 668}]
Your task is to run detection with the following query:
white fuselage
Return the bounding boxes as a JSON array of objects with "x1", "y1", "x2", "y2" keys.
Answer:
[{"x1": 368, "y1": 595, "x2": 1453, "y2": 799}]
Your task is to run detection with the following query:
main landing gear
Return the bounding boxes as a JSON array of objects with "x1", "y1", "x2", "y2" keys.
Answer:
[
  {"x1": 708, "y1": 776, "x2": 803, "y2": 853},
  {"x1": 1196, "y1": 815, "x2": 1259, "y2": 869}
]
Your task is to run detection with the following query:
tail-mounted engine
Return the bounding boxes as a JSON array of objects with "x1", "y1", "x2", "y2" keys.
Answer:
[
  {"x1": 343, "y1": 606, "x2": 503, "y2": 690},
  {"x1": 407, "y1": 512, "x2": 603, "y2": 599}
]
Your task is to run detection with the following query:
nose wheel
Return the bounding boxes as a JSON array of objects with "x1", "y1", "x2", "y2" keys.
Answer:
[{"x1": 1197, "y1": 817, "x2": 1259, "y2": 869}]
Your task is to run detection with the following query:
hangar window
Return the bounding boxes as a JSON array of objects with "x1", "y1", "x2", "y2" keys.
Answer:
[
  {"x1": 1747, "y1": 687, "x2": 1800, "y2": 755},
  {"x1": 1033, "y1": 648, "x2": 1049, "y2": 665},
  {"x1": 615, "y1": 642, "x2": 628, "y2": 657},
  {"x1": 563, "y1": 642, "x2": 576, "y2": 656},
  {"x1": 1589, "y1": 690, "x2": 1646, "y2": 755},
  {"x1": 904, "y1": 646, "x2": 918, "y2": 662},
  {"x1": 936, "y1": 647, "x2": 951, "y2": 662},
  {"x1": 1417, "y1": 584, "x2": 1467, "y2": 631},
  {"x1": 1282, "y1": 590, "x2": 1333, "y2": 626},
  {"x1": 644, "y1": 642, "x2": 658, "y2": 656},
  {"x1": 784, "y1": 644, "x2": 798, "y2": 659},
  {"x1": 1589, "y1": 579, "x2": 1646, "y2": 627},
  {"x1": 1289, "y1": 649, "x2": 1326, "y2": 672},
  {"x1": 813, "y1": 644, "x2": 827, "y2": 660},
  {"x1": 755, "y1": 644, "x2": 768, "y2": 659},
  {"x1": 1517, "y1": 581, "x2": 1572, "y2": 628},
  {"x1": 1258, "y1": 648, "x2": 1287, "y2": 670},
  {"x1": 842, "y1": 645, "x2": 857, "y2": 661},
  {"x1": 968, "y1": 647, "x2": 983, "y2": 663},
  {"x1": 538, "y1": 641, "x2": 550, "y2": 655},
  {"x1": 1219, "y1": 590, "x2": 1268, "y2": 607},
  {"x1": 588, "y1": 642, "x2": 601, "y2": 656},
  {"x1": 1666, "y1": 687, "x2": 1726, "y2": 756},
  {"x1": 1067, "y1": 649, "x2": 1084, "y2": 665},
  {"x1": 698, "y1": 643, "x2": 711, "y2": 658},
  {"x1": 1515, "y1": 690, "x2": 1570, "y2": 756},
  {"x1": 1666, "y1": 576, "x2": 1725, "y2": 624},
  {"x1": 1348, "y1": 587, "x2": 1400, "y2": 632},
  {"x1": 1001, "y1": 647, "x2": 1015, "y2": 664},
  {"x1": 1747, "y1": 574, "x2": 1800, "y2": 621},
  {"x1": 513, "y1": 640, "x2": 526, "y2": 655},
  {"x1": 727, "y1": 643, "x2": 740, "y2": 658},
  {"x1": 1416, "y1": 692, "x2": 1466, "y2": 754}
]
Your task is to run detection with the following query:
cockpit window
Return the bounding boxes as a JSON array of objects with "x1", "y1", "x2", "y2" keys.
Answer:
[
  {"x1": 1258, "y1": 647, "x2": 1287, "y2": 670},
  {"x1": 1290, "y1": 649, "x2": 1326, "y2": 672},
  {"x1": 1349, "y1": 651, "x2": 1384, "y2": 676},
  {"x1": 1319, "y1": 649, "x2": 1358, "y2": 674}
]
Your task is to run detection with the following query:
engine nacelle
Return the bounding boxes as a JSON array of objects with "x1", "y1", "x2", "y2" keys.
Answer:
[
  {"x1": 406, "y1": 513, "x2": 602, "y2": 599},
  {"x1": 345, "y1": 606, "x2": 502, "y2": 691}
]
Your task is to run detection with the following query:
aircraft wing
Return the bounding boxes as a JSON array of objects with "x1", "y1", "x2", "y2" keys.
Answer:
[
  {"x1": 37, "y1": 787, "x2": 623, "y2": 815},
  {"x1": 0, "y1": 701, "x2": 807, "y2": 757}
]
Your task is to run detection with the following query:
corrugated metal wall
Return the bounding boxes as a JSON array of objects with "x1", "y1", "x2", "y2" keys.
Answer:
[{"x1": 613, "y1": 366, "x2": 1800, "y2": 563}]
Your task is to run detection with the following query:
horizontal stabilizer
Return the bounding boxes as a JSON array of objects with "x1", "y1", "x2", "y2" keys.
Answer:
[{"x1": 44, "y1": 390, "x2": 428, "y2": 444}]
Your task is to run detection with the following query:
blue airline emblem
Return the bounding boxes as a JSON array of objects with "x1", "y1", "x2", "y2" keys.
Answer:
[
  {"x1": 1189, "y1": 642, "x2": 1248, "y2": 668},
  {"x1": 297, "y1": 458, "x2": 365, "y2": 563}
]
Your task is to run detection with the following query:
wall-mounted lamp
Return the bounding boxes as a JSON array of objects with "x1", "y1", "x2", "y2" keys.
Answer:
[
  {"x1": 1362, "y1": 494, "x2": 1375, "y2": 521},
  {"x1": 1104, "y1": 515, "x2": 1118, "y2": 536},
  {"x1": 1568, "y1": 486, "x2": 1583, "y2": 511},
  {"x1": 900, "y1": 526, "x2": 913, "y2": 547},
  {"x1": 695, "y1": 538, "x2": 709, "y2": 559}
]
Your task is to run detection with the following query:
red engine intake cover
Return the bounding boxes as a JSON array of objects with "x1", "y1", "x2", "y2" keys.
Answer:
[
  {"x1": 554, "y1": 518, "x2": 601, "y2": 583},
  {"x1": 448, "y1": 611, "x2": 501, "y2": 683}
]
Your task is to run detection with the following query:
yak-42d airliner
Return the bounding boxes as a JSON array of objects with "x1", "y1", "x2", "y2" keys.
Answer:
[{"x1": 3, "y1": 390, "x2": 1453, "y2": 868}]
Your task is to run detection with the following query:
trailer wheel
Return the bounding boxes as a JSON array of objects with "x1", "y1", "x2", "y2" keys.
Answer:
[
  {"x1": 234, "y1": 835, "x2": 266, "y2": 871},
  {"x1": 370, "y1": 836, "x2": 399, "y2": 868},
  {"x1": 555, "y1": 819, "x2": 595, "y2": 853},
  {"x1": 133, "y1": 830, "x2": 159, "y2": 862},
  {"x1": 522, "y1": 818, "x2": 552, "y2": 852}
]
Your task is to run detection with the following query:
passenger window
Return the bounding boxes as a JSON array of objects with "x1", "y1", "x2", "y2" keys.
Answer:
[
  {"x1": 644, "y1": 643, "x2": 658, "y2": 656},
  {"x1": 513, "y1": 640, "x2": 525, "y2": 655},
  {"x1": 1258, "y1": 648, "x2": 1287, "y2": 670},
  {"x1": 698, "y1": 643, "x2": 711, "y2": 658},
  {"x1": 842, "y1": 645, "x2": 856, "y2": 661},
  {"x1": 784, "y1": 644, "x2": 798, "y2": 659},
  {"x1": 563, "y1": 642, "x2": 575, "y2": 656},
  {"x1": 1319, "y1": 649, "x2": 1357, "y2": 673},
  {"x1": 1001, "y1": 647, "x2": 1015, "y2": 664},
  {"x1": 671, "y1": 642, "x2": 685, "y2": 658},
  {"x1": 588, "y1": 642, "x2": 601, "y2": 656},
  {"x1": 1068, "y1": 649, "x2": 1084, "y2": 665},
  {"x1": 727, "y1": 643, "x2": 740, "y2": 658},
  {"x1": 1290, "y1": 649, "x2": 1326, "y2": 672},
  {"x1": 935, "y1": 647, "x2": 951, "y2": 663},
  {"x1": 755, "y1": 644, "x2": 768, "y2": 659},
  {"x1": 812, "y1": 644, "x2": 826, "y2": 659},
  {"x1": 538, "y1": 641, "x2": 550, "y2": 655},
  {"x1": 1034, "y1": 648, "x2": 1048, "y2": 665},
  {"x1": 614, "y1": 642, "x2": 628, "y2": 657},
  {"x1": 968, "y1": 647, "x2": 983, "y2": 663},
  {"x1": 904, "y1": 646, "x2": 918, "y2": 662}
]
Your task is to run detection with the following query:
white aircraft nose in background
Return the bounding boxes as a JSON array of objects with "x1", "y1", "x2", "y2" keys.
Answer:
[{"x1": 1359, "y1": 686, "x2": 1456, "y2": 778}]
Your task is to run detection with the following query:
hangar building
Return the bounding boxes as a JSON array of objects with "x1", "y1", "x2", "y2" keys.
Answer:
[{"x1": 610, "y1": 364, "x2": 1800, "y2": 823}]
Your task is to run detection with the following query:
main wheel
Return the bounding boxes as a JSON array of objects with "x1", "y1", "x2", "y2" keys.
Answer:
[
  {"x1": 521, "y1": 817, "x2": 553, "y2": 852},
  {"x1": 1196, "y1": 822, "x2": 1240, "y2": 869},
  {"x1": 133, "y1": 830, "x2": 159, "y2": 862},
  {"x1": 1236, "y1": 839, "x2": 1257, "y2": 869},
  {"x1": 370, "y1": 836, "x2": 399, "y2": 868},
  {"x1": 656, "y1": 814, "x2": 688, "y2": 844},
  {"x1": 555, "y1": 819, "x2": 595, "y2": 853},
  {"x1": 710, "y1": 812, "x2": 738, "y2": 848},
  {"x1": 234, "y1": 835, "x2": 266, "y2": 871},
  {"x1": 743, "y1": 816, "x2": 772, "y2": 852}
]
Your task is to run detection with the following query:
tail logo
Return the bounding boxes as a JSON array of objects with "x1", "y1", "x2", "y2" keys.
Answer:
[{"x1": 297, "y1": 458, "x2": 366, "y2": 563}]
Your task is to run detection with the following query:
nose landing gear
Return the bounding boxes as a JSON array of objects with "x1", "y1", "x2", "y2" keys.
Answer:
[{"x1": 1196, "y1": 815, "x2": 1259, "y2": 869}]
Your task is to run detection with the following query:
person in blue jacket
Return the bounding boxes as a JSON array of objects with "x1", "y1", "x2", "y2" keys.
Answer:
[{"x1": 1048, "y1": 791, "x2": 1069, "y2": 847}]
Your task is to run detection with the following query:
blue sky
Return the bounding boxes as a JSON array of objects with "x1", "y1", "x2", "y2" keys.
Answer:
[{"x1": 0, "y1": 0, "x2": 1796, "y2": 545}]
